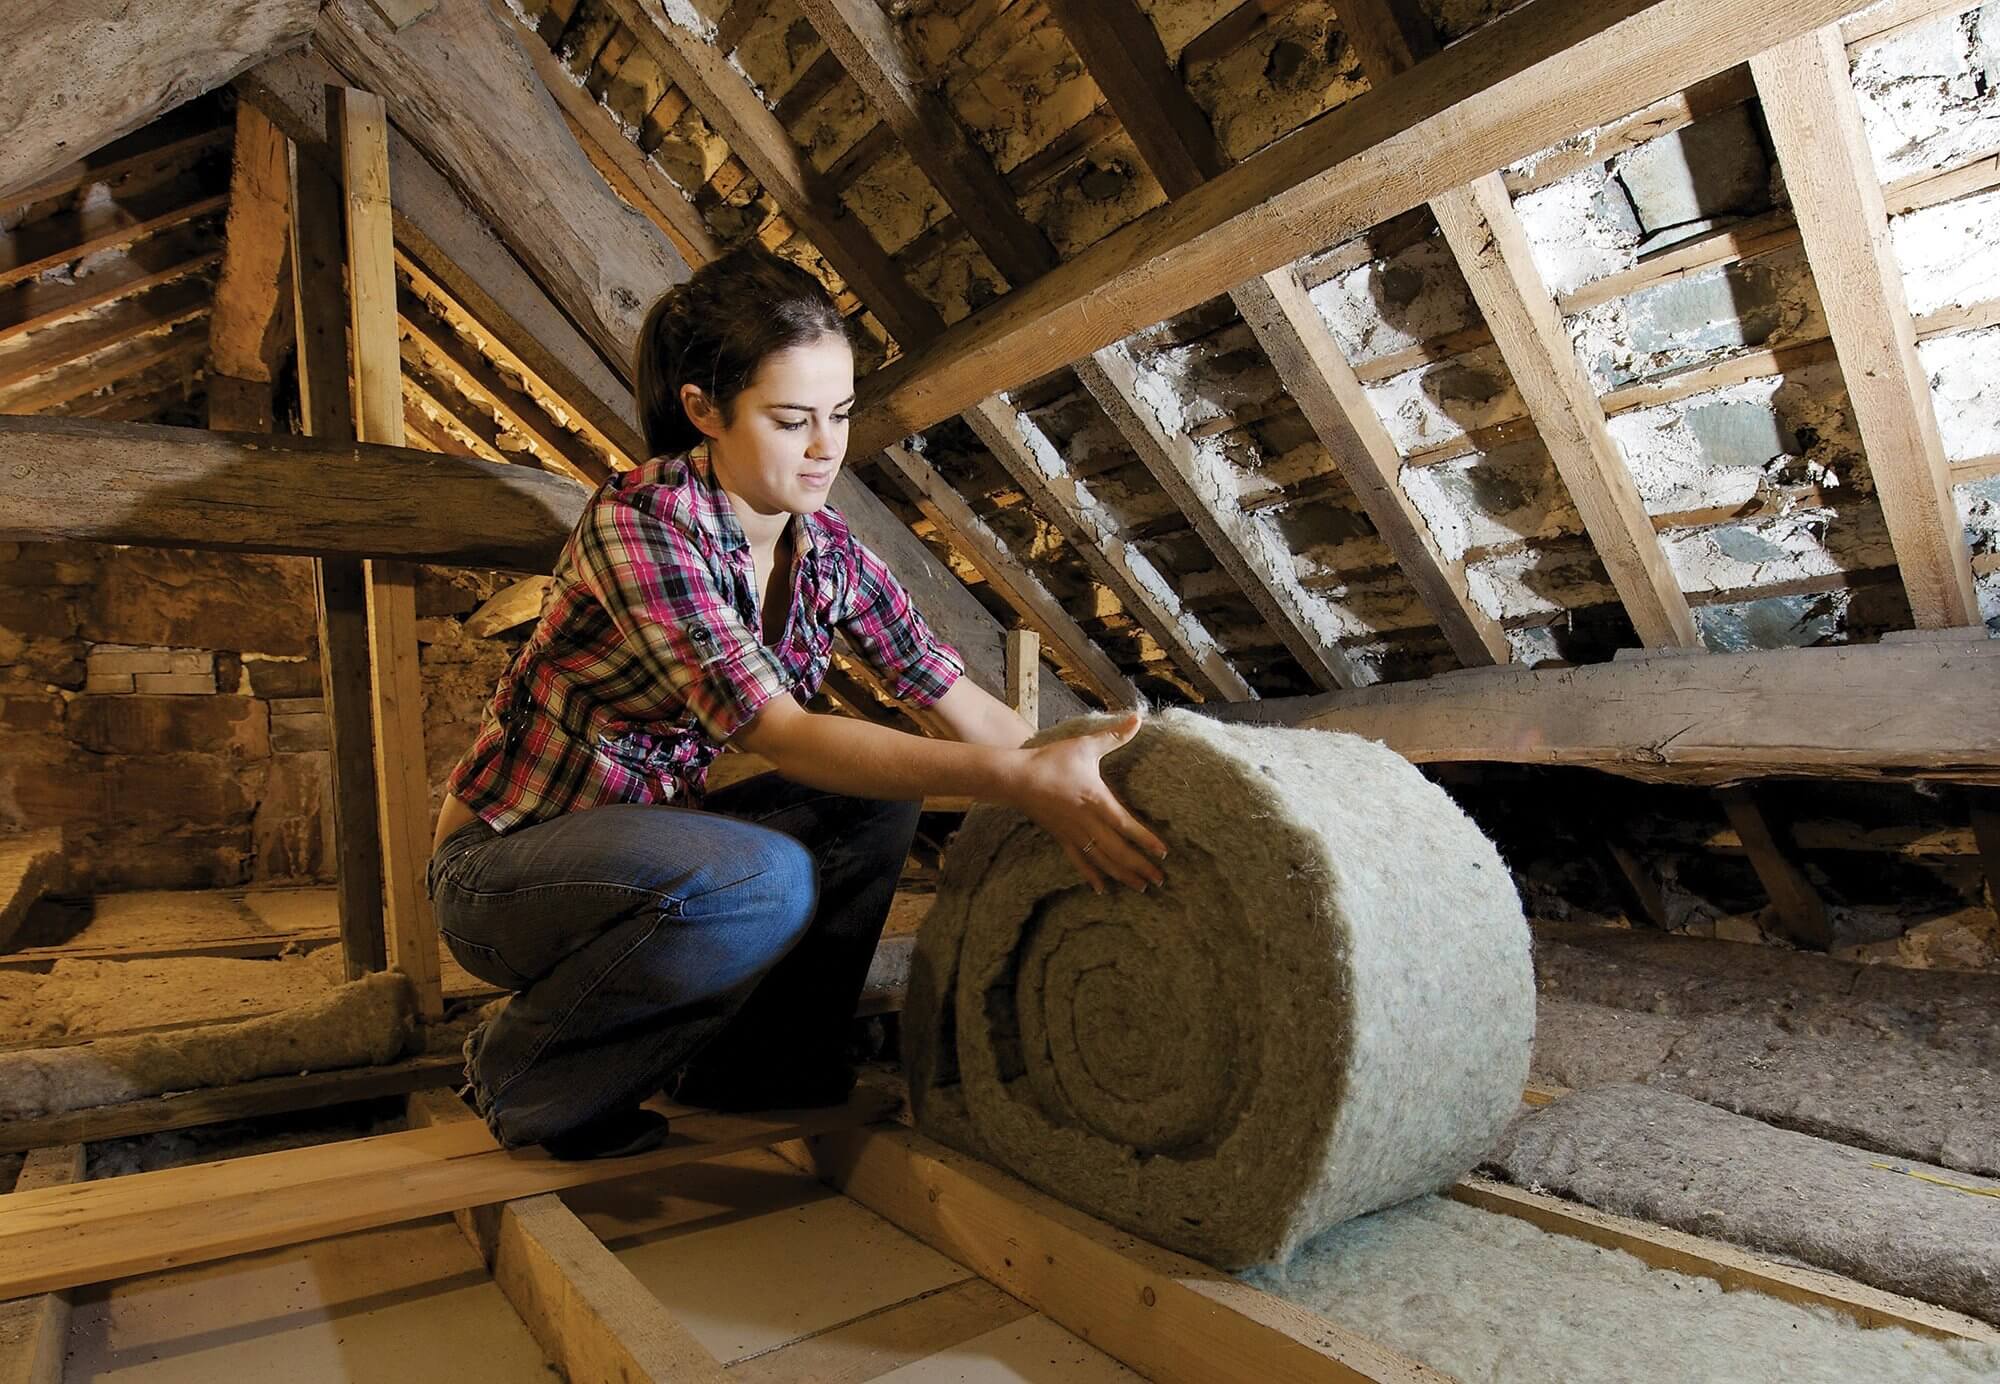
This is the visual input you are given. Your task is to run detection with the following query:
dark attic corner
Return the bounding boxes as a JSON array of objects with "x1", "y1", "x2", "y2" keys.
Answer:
[{"x1": 1, "y1": 0, "x2": 1998, "y2": 1380}]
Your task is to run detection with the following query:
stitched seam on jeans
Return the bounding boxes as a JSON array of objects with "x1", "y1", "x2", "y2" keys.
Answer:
[
  {"x1": 435, "y1": 877, "x2": 685, "y2": 908},
  {"x1": 486, "y1": 911, "x2": 670, "y2": 1101}
]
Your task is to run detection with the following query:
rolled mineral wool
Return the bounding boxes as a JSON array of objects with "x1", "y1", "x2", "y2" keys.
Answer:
[
  {"x1": 0, "y1": 970, "x2": 417, "y2": 1120},
  {"x1": 906, "y1": 708, "x2": 1535, "y2": 1268}
]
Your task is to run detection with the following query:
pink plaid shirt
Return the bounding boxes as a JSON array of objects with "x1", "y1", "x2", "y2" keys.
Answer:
[{"x1": 446, "y1": 453, "x2": 963, "y2": 833}]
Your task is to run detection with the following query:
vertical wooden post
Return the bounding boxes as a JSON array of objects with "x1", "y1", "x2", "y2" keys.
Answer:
[
  {"x1": 340, "y1": 87, "x2": 444, "y2": 1020},
  {"x1": 1719, "y1": 787, "x2": 1831, "y2": 950},
  {"x1": 289, "y1": 124, "x2": 389, "y2": 979},
  {"x1": 1006, "y1": 629, "x2": 1040, "y2": 731}
]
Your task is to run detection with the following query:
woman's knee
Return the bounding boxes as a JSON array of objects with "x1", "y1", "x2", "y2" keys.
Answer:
[{"x1": 686, "y1": 825, "x2": 818, "y2": 945}]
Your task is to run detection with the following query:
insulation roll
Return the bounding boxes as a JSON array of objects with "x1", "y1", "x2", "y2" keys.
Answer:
[{"x1": 907, "y1": 709, "x2": 1535, "y2": 1268}]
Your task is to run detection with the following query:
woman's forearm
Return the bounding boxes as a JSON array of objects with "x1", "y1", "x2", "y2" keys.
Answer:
[{"x1": 737, "y1": 698, "x2": 1025, "y2": 804}]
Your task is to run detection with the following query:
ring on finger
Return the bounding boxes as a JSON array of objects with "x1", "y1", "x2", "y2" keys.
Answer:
[{"x1": 1080, "y1": 838, "x2": 1098, "y2": 856}]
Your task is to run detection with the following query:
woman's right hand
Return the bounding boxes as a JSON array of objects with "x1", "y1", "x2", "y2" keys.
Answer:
[{"x1": 1008, "y1": 713, "x2": 1169, "y2": 895}]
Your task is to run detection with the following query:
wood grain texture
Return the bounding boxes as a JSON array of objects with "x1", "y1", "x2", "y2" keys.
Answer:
[
  {"x1": 210, "y1": 103, "x2": 294, "y2": 384},
  {"x1": 0, "y1": 0, "x2": 315, "y2": 201},
  {"x1": 1209, "y1": 641, "x2": 2000, "y2": 785},
  {"x1": 0, "y1": 1146, "x2": 84, "y2": 1384},
  {"x1": 1752, "y1": 26, "x2": 1980, "y2": 629},
  {"x1": 843, "y1": 0, "x2": 1868, "y2": 460}
]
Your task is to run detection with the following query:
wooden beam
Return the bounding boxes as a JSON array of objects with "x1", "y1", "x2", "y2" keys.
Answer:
[
  {"x1": 1452, "y1": 1177, "x2": 2000, "y2": 1343},
  {"x1": 341, "y1": 87, "x2": 445, "y2": 1023},
  {"x1": 1045, "y1": 0, "x2": 1508, "y2": 668},
  {"x1": 0, "y1": 277, "x2": 214, "y2": 392},
  {"x1": 242, "y1": 48, "x2": 1073, "y2": 718},
  {"x1": 775, "y1": 1125, "x2": 1443, "y2": 1384},
  {"x1": 312, "y1": 0, "x2": 691, "y2": 373},
  {"x1": 1005, "y1": 629, "x2": 1041, "y2": 728},
  {"x1": 0, "y1": 323, "x2": 207, "y2": 416},
  {"x1": 1717, "y1": 787, "x2": 1832, "y2": 948},
  {"x1": 0, "y1": 1094, "x2": 892, "y2": 1300},
  {"x1": 405, "y1": 368, "x2": 511, "y2": 464},
  {"x1": 600, "y1": 0, "x2": 941, "y2": 345},
  {"x1": 0, "y1": 190, "x2": 227, "y2": 295},
  {"x1": 242, "y1": 48, "x2": 645, "y2": 466},
  {"x1": 209, "y1": 102, "x2": 295, "y2": 409},
  {"x1": 841, "y1": 0, "x2": 1870, "y2": 461},
  {"x1": 290, "y1": 123, "x2": 392, "y2": 983},
  {"x1": 1838, "y1": 0, "x2": 1983, "y2": 46},
  {"x1": 1, "y1": 117, "x2": 232, "y2": 218},
  {"x1": 1342, "y1": 0, "x2": 1698, "y2": 650},
  {"x1": 0, "y1": 236, "x2": 222, "y2": 349},
  {"x1": 398, "y1": 290, "x2": 610, "y2": 484},
  {"x1": 0, "y1": 1146, "x2": 84, "y2": 1384},
  {"x1": 1079, "y1": 349, "x2": 1368, "y2": 688},
  {"x1": 1751, "y1": 27, "x2": 1981, "y2": 629},
  {"x1": 409, "y1": 1092, "x2": 732, "y2": 1383},
  {"x1": 0, "y1": 0, "x2": 315, "y2": 202},
  {"x1": 489, "y1": 0, "x2": 719, "y2": 266},
  {"x1": 877, "y1": 442, "x2": 1134, "y2": 706},
  {"x1": 1204, "y1": 640, "x2": 2000, "y2": 785}
]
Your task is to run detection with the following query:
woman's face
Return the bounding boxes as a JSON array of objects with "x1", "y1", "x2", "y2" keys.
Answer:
[{"x1": 686, "y1": 333, "x2": 855, "y2": 519}]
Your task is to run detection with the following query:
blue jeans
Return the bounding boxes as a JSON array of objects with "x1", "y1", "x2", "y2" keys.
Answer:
[{"x1": 425, "y1": 774, "x2": 920, "y2": 1149}]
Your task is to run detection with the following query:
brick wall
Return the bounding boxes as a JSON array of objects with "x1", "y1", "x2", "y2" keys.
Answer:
[{"x1": 0, "y1": 540, "x2": 525, "y2": 894}]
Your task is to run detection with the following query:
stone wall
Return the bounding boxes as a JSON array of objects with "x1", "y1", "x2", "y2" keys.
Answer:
[{"x1": 0, "y1": 541, "x2": 523, "y2": 894}]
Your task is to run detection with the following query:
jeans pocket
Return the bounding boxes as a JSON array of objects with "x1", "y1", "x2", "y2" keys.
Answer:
[{"x1": 442, "y1": 930, "x2": 533, "y2": 991}]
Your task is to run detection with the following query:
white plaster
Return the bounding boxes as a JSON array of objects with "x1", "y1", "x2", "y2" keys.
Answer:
[
  {"x1": 1850, "y1": 9, "x2": 2000, "y2": 183},
  {"x1": 1891, "y1": 188, "x2": 2000, "y2": 316},
  {"x1": 1362, "y1": 344, "x2": 1524, "y2": 455},
  {"x1": 1398, "y1": 441, "x2": 1581, "y2": 563},
  {"x1": 1920, "y1": 325, "x2": 2000, "y2": 462},
  {"x1": 1660, "y1": 505, "x2": 1897, "y2": 598},
  {"x1": 1513, "y1": 165, "x2": 1642, "y2": 297},
  {"x1": 1306, "y1": 236, "x2": 1480, "y2": 367},
  {"x1": 1466, "y1": 546, "x2": 1618, "y2": 620}
]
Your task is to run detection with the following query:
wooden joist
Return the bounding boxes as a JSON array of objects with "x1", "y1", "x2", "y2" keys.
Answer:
[
  {"x1": 0, "y1": 1146, "x2": 84, "y2": 1384},
  {"x1": 0, "y1": 276, "x2": 215, "y2": 393},
  {"x1": 0, "y1": 189, "x2": 227, "y2": 294},
  {"x1": 0, "y1": 236, "x2": 222, "y2": 349},
  {"x1": 0, "y1": 0, "x2": 315, "y2": 202},
  {"x1": 842, "y1": 0, "x2": 1876, "y2": 461},
  {"x1": 1205, "y1": 640, "x2": 2000, "y2": 785},
  {"x1": 1716, "y1": 787, "x2": 1832, "y2": 949},
  {"x1": 0, "y1": 1094, "x2": 893, "y2": 1300},
  {"x1": 777, "y1": 1124, "x2": 1444, "y2": 1384},
  {"x1": 1751, "y1": 26, "x2": 1982, "y2": 630}
]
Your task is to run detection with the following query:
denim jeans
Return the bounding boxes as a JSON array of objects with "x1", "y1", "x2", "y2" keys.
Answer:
[{"x1": 425, "y1": 774, "x2": 920, "y2": 1149}]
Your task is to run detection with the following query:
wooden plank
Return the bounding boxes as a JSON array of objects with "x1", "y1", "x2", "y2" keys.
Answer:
[
  {"x1": 290, "y1": 102, "x2": 394, "y2": 986},
  {"x1": 1078, "y1": 348, "x2": 1367, "y2": 689},
  {"x1": 0, "y1": 324, "x2": 207, "y2": 416},
  {"x1": 775, "y1": 1125, "x2": 1443, "y2": 1384},
  {"x1": 1751, "y1": 26, "x2": 1980, "y2": 628},
  {"x1": 1451, "y1": 1177, "x2": 2000, "y2": 1343},
  {"x1": 340, "y1": 87, "x2": 444, "y2": 1023},
  {"x1": 210, "y1": 102, "x2": 295, "y2": 393},
  {"x1": 841, "y1": 0, "x2": 1869, "y2": 462},
  {"x1": 961, "y1": 397, "x2": 1254, "y2": 701},
  {"x1": 398, "y1": 291, "x2": 609, "y2": 484},
  {"x1": 0, "y1": 237, "x2": 221, "y2": 349},
  {"x1": 313, "y1": 0, "x2": 690, "y2": 373},
  {"x1": 490, "y1": 0, "x2": 718, "y2": 265},
  {"x1": 0, "y1": 1146, "x2": 85, "y2": 1384},
  {"x1": 600, "y1": 0, "x2": 937, "y2": 345},
  {"x1": 1501, "y1": 65, "x2": 1757, "y2": 197},
  {"x1": 0, "y1": 191, "x2": 228, "y2": 294},
  {"x1": 0, "y1": 1093, "x2": 894, "y2": 1299},
  {"x1": 1, "y1": 120, "x2": 231, "y2": 218},
  {"x1": 1839, "y1": 0, "x2": 1983, "y2": 46},
  {"x1": 0, "y1": 1055, "x2": 462, "y2": 1156},
  {"x1": 1046, "y1": 0, "x2": 1505, "y2": 668},
  {"x1": 1716, "y1": 787, "x2": 1832, "y2": 948},
  {"x1": 877, "y1": 444, "x2": 1133, "y2": 707},
  {"x1": 1557, "y1": 209, "x2": 1802, "y2": 317},
  {"x1": 1883, "y1": 142, "x2": 2000, "y2": 215},
  {"x1": 0, "y1": 276, "x2": 215, "y2": 392},
  {"x1": 1005, "y1": 629, "x2": 1041, "y2": 728},
  {"x1": 1598, "y1": 336, "x2": 1842, "y2": 416},
  {"x1": 0, "y1": 0, "x2": 315, "y2": 202},
  {"x1": 728, "y1": 1277, "x2": 1035, "y2": 1384},
  {"x1": 1206, "y1": 640, "x2": 2000, "y2": 785}
]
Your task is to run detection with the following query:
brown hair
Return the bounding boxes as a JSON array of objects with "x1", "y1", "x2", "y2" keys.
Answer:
[{"x1": 635, "y1": 245, "x2": 852, "y2": 458}]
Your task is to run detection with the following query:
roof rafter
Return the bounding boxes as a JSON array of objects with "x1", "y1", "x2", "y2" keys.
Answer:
[
  {"x1": 792, "y1": 0, "x2": 1281, "y2": 695},
  {"x1": 840, "y1": 0, "x2": 1875, "y2": 461},
  {"x1": 1043, "y1": 0, "x2": 1511, "y2": 670},
  {"x1": 1343, "y1": 0, "x2": 1699, "y2": 650},
  {"x1": 1750, "y1": 24, "x2": 1981, "y2": 628}
]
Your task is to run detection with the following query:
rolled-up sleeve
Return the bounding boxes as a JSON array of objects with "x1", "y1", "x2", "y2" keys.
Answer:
[
  {"x1": 840, "y1": 539, "x2": 964, "y2": 708},
  {"x1": 575, "y1": 494, "x2": 788, "y2": 743}
]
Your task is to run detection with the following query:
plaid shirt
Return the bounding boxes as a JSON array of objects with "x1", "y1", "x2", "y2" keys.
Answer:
[{"x1": 446, "y1": 453, "x2": 964, "y2": 833}]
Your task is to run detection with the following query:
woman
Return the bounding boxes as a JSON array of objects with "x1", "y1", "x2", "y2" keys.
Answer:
[{"x1": 427, "y1": 245, "x2": 1167, "y2": 1160}]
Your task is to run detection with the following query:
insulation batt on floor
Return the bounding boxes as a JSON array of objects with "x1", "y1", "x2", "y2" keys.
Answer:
[
  {"x1": 908, "y1": 709, "x2": 1535, "y2": 1267},
  {"x1": 1244, "y1": 1196, "x2": 2000, "y2": 1384}
]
